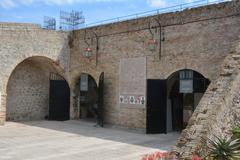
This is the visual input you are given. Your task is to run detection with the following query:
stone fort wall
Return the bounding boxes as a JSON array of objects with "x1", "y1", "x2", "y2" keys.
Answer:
[
  {"x1": 70, "y1": 0, "x2": 240, "y2": 129},
  {"x1": 1, "y1": 1, "x2": 240, "y2": 158},
  {"x1": 172, "y1": 42, "x2": 240, "y2": 158},
  {"x1": 0, "y1": 23, "x2": 70, "y2": 123}
]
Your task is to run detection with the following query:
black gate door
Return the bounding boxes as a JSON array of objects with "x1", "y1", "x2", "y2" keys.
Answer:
[
  {"x1": 147, "y1": 79, "x2": 167, "y2": 134},
  {"x1": 49, "y1": 73, "x2": 70, "y2": 121},
  {"x1": 98, "y1": 72, "x2": 104, "y2": 127}
]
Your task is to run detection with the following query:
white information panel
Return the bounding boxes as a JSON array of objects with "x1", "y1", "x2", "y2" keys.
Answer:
[
  {"x1": 80, "y1": 74, "x2": 88, "y2": 91},
  {"x1": 180, "y1": 80, "x2": 193, "y2": 93}
]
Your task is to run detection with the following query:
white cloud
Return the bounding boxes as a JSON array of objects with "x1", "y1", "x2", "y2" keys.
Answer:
[
  {"x1": 147, "y1": 0, "x2": 166, "y2": 8},
  {"x1": 0, "y1": 0, "x2": 17, "y2": 9},
  {"x1": 20, "y1": 0, "x2": 34, "y2": 5}
]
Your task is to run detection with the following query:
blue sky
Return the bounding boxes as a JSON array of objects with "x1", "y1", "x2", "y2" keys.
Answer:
[{"x1": 0, "y1": 0, "x2": 218, "y2": 27}]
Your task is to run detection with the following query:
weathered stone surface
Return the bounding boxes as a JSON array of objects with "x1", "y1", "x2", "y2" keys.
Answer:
[
  {"x1": 1, "y1": 1, "x2": 240, "y2": 159},
  {"x1": 70, "y1": 0, "x2": 240, "y2": 131},
  {"x1": 0, "y1": 23, "x2": 71, "y2": 121}
]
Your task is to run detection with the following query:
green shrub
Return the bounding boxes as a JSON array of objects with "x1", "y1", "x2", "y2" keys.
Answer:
[
  {"x1": 207, "y1": 136, "x2": 240, "y2": 160},
  {"x1": 233, "y1": 128, "x2": 240, "y2": 139}
]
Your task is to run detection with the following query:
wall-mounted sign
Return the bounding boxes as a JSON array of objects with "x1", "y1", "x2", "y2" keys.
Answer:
[
  {"x1": 180, "y1": 80, "x2": 193, "y2": 93},
  {"x1": 119, "y1": 95, "x2": 145, "y2": 105},
  {"x1": 80, "y1": 74, "x2": 88, "y2": 91}
]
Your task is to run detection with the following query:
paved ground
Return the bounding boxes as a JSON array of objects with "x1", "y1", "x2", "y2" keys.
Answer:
[{"x1": 0, "y1": 120, "x2": 179, "y2": 160}]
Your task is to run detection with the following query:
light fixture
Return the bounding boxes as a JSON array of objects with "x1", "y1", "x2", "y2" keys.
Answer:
[
  {"x1": 83, "y1": 47, "x2": 93, "y2": 58},
  {"x1": 148, "y1": 39, "x2": 157, "y2": 52}
]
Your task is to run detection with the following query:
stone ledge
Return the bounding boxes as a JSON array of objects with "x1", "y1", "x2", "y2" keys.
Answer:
[{"x1": 0, "y1": 23, "x2": 41, "y2": 30}]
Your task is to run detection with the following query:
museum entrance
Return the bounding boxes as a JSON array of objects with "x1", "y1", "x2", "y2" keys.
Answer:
[{"x1": 147, "y1": 69, "x2": 210, "y2": 134}]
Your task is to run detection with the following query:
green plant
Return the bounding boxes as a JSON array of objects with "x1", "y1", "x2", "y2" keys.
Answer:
[
  {"x1": 207, "y1": 136, "x2": 240, "y2": 160},
  {"x1": 233, "y1": 127, "x2": 240, "y2": 139}
]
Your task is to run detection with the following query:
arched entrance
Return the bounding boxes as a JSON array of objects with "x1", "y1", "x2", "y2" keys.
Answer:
[
  {"x1": 167, "y1": 69, "x2": 210, "y2": 132},
  {"x1": 6, "y1": 56, "x2": 70, "y2": 121},
  {"x1": 79, "y1": 73, "x2": 98, "y2": 122},
  {"x1": 146, "y1": 69, "x2": 210, "y2": 134},
  {"x1": 77, "y1": 72, "x2": 104, "y2": 126}
]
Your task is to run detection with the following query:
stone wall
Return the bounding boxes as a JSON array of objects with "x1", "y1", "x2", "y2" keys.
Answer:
[
  {"x1": 0, "y1": 23, "x2": 70, "y2": 124},
  {"x1": 172, "y1": 41, "x2": 240, "y2": 158},
  {"x1": 70, "y1": 0, "x2": 240, "y2": 129},
  {"x1": 7, "y1": 59, "x2": 49, "y2": 121},
  {"x1": 1, "y1": 1, "x2": 240, "y2": 158}
]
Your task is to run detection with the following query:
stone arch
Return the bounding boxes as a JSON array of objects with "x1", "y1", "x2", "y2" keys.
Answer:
[
  {"x1": 70, "y1": 69, "x2": 101, "y2": 88},
  {"x1": 5, "y1": 56, "x2": 69, "y2": 121},
  {"x1": 5, "y1": 56, "x2": 68, "y2": 90},
  {"x1": 71, "y1": 71, "x2": 101, "y2": 120},
  {"x1": 78, "y1": 73, "x2": 98, "y2": 120},
  {"x1": 165, "y1": 67, "x2": 211, "y2": 81},
  {"x1": 165, "y1": 69, "x2": 210, "y2": 132},
  {"x1": 70, "y1": 68, "x2": 102, "y2": 118}
]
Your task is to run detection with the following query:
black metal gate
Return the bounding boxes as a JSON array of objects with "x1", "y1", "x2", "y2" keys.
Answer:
[
  {"x1": 98, "y1": 72, "x2": 104, "y2": 127},
  {"x1": 49, "y1": 73, "x2": 70, "y2": 121},
  {"x1": 147, "y1": 79, "x2": 167, "y2": 134}
]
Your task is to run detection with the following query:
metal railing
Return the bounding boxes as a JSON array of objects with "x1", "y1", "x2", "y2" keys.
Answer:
[{"x1": 83, "y1": 0, "x2": 229, "y2": 28}]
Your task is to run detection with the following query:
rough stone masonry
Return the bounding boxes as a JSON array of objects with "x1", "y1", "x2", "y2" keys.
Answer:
[{"x1": 1, "y1": 0, "x2": 240, "y2": 158}]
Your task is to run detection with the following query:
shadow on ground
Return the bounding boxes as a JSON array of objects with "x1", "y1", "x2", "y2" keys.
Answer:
[{"x1": 20, "y1": 120, "x2": 180, "y2": 151}]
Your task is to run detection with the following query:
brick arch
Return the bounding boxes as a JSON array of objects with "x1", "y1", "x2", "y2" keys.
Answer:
[
  {"x1": 3, "y1": 56, "x2": 69, "y2": 122},
  {"x1": 70, "y1": 69, "x2": 102, "y2": 88},
  {"x1": 165, "y1": 67, "x2": 211, "y2": 80},
  {"x1": 70, "y1": 70, "x2": 102, "y2": 119}
]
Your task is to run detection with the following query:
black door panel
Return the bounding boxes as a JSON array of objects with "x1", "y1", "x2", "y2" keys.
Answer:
[
  {"x1": 147, "y1": 79, "x2": 167, "y2": 134},
  {"x1": 49, "y1": 80, "x2": 70, "y2": 121}
]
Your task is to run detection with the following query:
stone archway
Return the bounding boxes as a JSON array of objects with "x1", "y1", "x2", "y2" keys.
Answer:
[
  {"x1": 70, "y1": 69, "x2": 102, "y2": 119},
  {"x1": 78, "y1": 73, "x2": 98, "y2": 122},
  {"x1": 6, "y1": 56, "x2": 69, "y2": 121},
  {"x1": 146, "y1": 69, "x2": 210, "y2": 134},
  {"x1": 166, "y1": 69, "x2": 210, "y2": 132}
]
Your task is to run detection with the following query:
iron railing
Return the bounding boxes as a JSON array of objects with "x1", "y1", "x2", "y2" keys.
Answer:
[{"x1": 83, "y1": 0, "x2": 229, "y2": 28}]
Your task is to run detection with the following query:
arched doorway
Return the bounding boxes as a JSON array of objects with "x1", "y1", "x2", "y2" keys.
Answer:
[
  {"x1": 167, "y1": 69, "x2": 210, "y2": 132},
  {"x1": 146, "y1": 69, "x2": 210, "y2": 134},
  {"x1": 79, "y1": 73, "x2": 98, "y2": 122},
  {"x1": 6, "y1": 56, "x2": 70, "y2": 121}
]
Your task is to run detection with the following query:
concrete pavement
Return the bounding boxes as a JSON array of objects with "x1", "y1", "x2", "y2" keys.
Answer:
[{"x1": 0, "y1": 120, "x2": 179, "y2": 160}]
